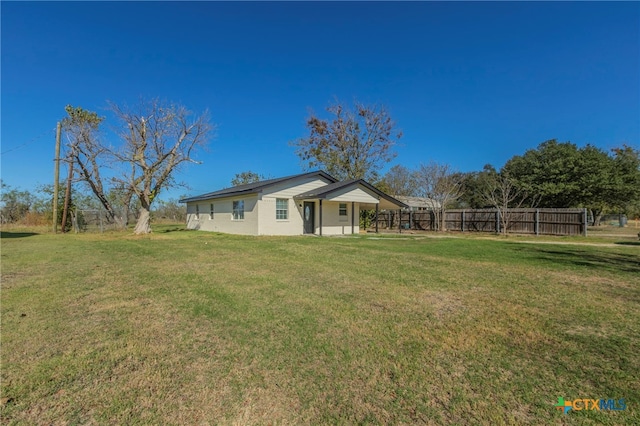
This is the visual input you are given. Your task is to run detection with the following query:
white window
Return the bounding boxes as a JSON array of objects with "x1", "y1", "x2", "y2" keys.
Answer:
[
  {"x1": 339, "y1": 203, "x2": 348, "y2": 216},
  {"x1": 276, "y1": 198, "x2": 288, "y2": 220},
  {"x1": 233, "y1": 200, "x2": 244, "y2": 220},
  {"x1": 210, "y1": 203, "x2": 214, "y2": 220}
]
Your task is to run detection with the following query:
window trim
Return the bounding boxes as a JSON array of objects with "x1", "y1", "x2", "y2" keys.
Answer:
[
  {"x1": 276, "y1": 198, "x2": 288, "y2": 220},
  {"x1": 339, "y1": 203, "x2": 348, "y2": 216}
]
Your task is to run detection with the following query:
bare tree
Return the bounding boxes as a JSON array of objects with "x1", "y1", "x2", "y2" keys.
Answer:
[
  {"x1": 379, "y1": 164, "x2": 419, "y2": 196},
  {"x1": 62, "y1": 105, "x2": 129, "y2": 227},
  {"x1": 292, "y1": 100, "x2": 401, "y2": 182},
  {"x1": 416, "y1": 162, "x2": 463, "y2": 231},
  {"x1": 481, "y1": 173, "x2": 532, "y2": 235},
  {"x1": 111, "y1": 99, "x2": 213, "y2": 234}
]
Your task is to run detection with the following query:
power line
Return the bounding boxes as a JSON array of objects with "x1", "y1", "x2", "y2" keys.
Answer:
[{"x1": 1, "y1": 127, "x2": 56, "y2": 156}]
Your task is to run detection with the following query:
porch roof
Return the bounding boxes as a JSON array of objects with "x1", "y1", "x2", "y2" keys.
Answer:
[{"x1": 294, "y1": 179, "x2": 408, "y2": 210}]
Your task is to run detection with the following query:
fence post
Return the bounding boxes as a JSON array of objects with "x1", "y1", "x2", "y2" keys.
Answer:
[
  {"x1": 583, "y1": 208, "x2": 587, "y2": 236},
  {"x1": 496, "y1": 209, "x2": 501, "y2": 234},
  {"x1": 375, "y1": 204, "x2": 379, "y2": 233},
  {"x1": 535, "y1": 209, "x2": 540, "y2": 236},
  {"x1": 461, "y1": 210, "x2": 465, "y2": 232}
]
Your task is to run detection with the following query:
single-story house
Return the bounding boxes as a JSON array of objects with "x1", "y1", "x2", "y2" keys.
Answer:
[
  {"x1": 394, "y1": 196, "x2": 441, "y2": 211},
  {"x1": 179, "y1": 171, "x2": 407, "y2": 236}
]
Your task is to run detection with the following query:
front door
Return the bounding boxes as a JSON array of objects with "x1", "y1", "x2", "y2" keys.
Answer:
[{"x1": 303, "y1": 202, "x2": 315, "y2": 234}]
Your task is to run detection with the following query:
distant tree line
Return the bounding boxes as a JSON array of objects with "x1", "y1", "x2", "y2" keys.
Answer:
[
  {"x1": 374, "y1": 140, "x2": 640, "y2": 226},
  {"x1": 290, "y1": 100, "x2": 640, "y2": 228},
  {"x1": 3, "y1": 98, "x2": 638, "y2": 232},
  {"x1": 0, "y1": 181, "x2": 186, "y2": 229}
]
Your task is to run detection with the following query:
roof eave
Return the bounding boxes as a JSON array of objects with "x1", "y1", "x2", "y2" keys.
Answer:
[
  {"x1": 179, "y1": 170, "x2": 337, "y2": 204},
  {"x1": 180, "y1": 188, "x2": 261, "y2": 203}
]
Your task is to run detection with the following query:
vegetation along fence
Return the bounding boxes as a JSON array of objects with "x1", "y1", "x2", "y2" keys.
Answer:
[{"x1": 374, "y1": 208, "x2": 587, "y2": 236}]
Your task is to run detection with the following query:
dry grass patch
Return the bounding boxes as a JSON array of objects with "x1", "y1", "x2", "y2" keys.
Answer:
[{"x1": 1, "y1": 228, "x2": 638, "y2": 424}]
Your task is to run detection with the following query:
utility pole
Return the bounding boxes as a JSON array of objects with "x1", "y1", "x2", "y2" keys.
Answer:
[
  {"x1": 61, "y1": 151, "x2": 74, "y2": 233},
  {"x1": 53, "y1": 122, "x2": 61, "y2": 233}
]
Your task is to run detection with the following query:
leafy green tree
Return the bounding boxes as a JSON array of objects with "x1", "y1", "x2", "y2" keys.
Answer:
[
  {"x1": 292, "y1": 100, "x2": 401, "y2": 182},
  {"x1": 610, "y1": 145, "x2": 640, "y2": 214},
  {"x1": 35, "y1": 183, "x2": 98, "y2": 231},
  {"x1": 503, "y1": 140, "x2": 584, "y2": 208},
  {"x1": 576, "y1": 144, "x2": 616, "y2": 225},
  {"x1": 503, "y1": 140, "x2": 640, "y2": 225},
  {"x1": 0, "y1": 182, "x2": 34, "y2": 223},
  {"x1": 456, "y1": 164, "x2": 499, "y2": 209},
  {"x1": 231, "y1": 171, "x2": 264, "y2": 186}
]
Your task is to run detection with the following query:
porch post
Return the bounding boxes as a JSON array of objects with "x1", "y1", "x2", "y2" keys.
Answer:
[
  {"x1": 375, "y1": 203, "x2": 379, "y2": 233},
  {"x1": 319, "y1": 199, "x2": 323, "y2": 236},
  {"x1": 398, "y1": 209, "x2": 402, "y2": 233},
  {"x1": 351, "y1": 202, "x2": 355, "y2": 234}
]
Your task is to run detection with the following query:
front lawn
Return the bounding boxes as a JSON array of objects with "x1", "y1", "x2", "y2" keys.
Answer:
[{"x1": 1, "y1": 228, "x2": 638, "y2": 424}]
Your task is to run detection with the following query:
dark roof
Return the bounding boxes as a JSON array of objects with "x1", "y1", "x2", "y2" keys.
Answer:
[
  {"x1": 295, "y1": 179, "x2": 408, "y2": 208},
  {"x1": 179, "y1": 171, "x2": 337, "y2": 203}
]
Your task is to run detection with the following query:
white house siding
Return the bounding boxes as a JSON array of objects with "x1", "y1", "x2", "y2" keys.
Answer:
[
  {"x1": 325, "y1": 186, "x2": 379, "y2": 204},
  {"x1": 265, "y1": 177, "x2": 333, "y2": 199},
  {"x1": 182, "y1": 177, "x2": 381, "y2": 236},
  {"x1": 256, "y1": 177, "x2": 333, "y2": 235},
  {"x1": 257, "y1": 197, "x2": 304, "y2": 236},
  {"x1": 185, "y1": 194, "x2": 259, "y2": 235},
  {"x1": 318, "y1": 201, "x2": 360, "y2": 235}
]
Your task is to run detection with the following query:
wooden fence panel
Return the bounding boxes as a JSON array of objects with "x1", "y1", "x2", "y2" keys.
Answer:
[
  {"x1": 538, "y1": 209, "x2": 585, "y2": 236},
  {"x1": 372, "y1": 208, "x2": 586, "y2": 236}
]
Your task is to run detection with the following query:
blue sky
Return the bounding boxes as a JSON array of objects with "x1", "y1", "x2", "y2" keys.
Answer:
[{"x1": 2, "y1": 1, "x2": 639, "y2": 201}]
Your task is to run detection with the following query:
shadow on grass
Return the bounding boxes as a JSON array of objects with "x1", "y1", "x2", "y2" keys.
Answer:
[
  {"x1": 157, "y1": 227, "x2": 190, "y2": 233},
  {"x1": 514, "y1": 245, "x2": 640, "y2": 274},
  {"x1": 615, "y1": 241, "x2": 640, "y2": 246},
  {"x1": 0, "y1": 231, "x2": 39, "y2": 239}
]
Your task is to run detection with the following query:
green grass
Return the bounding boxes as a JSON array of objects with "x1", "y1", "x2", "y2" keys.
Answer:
[{"x1": 1, "y1": 226, "x2": 639, "y2": 424}]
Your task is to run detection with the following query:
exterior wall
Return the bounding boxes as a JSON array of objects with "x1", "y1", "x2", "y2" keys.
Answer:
[
  {"x1": 258, "y1": 197, "x2": 304, "y2": 235},
  {"x1": 317, "y1": 201, "x2": 360, "y2": 235},
  {"x1": 183, "y1": 178, "x2": 370, "y2": 236},
  {"x1": 257, "y1": 177, "x2": 334, "y2": 236},
  {"x1": 325, "y1": 186, "x2": 379, "y2": 203},
  {"x1": 185, "y1": 194, "x2": 259, "y2": 235},
  {"x1": 265, "y1": 176, "x2": 333, "y2": 198}
]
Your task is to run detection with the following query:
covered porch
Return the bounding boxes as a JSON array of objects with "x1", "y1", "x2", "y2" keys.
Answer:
[{"x1": 294, "y1": 179, "x2": 407, "y2": 236}]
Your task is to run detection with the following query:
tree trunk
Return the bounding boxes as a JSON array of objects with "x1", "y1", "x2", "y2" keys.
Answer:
[
  {"x1": 592, "y1": 209, "x2": 603, "y2": 226},
  {"x1": 120, "y1": 202, "x2": 130, "y2": 229},
  {"x1": 114, "y1": 215, "x2": 127, "y2": 230},
  {"x1": 133, "y1": 207, "x2": 152, "y2": 234},
  {"x1": 501, "y1": 209, "x2": 508, "y2": 236},
  {"x1": 61, "y1": 156, "x2": 74, "y2": 233}
]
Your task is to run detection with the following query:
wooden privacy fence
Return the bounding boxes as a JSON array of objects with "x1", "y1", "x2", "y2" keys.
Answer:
[{"x1": 374, "y1": 208, "x2": 587, "y2": 236}]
